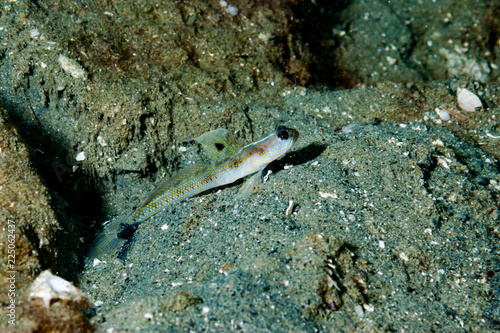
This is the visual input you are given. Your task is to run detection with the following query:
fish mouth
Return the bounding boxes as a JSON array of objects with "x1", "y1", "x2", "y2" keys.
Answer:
[
  {"x1": 276, "y1": 125, "x2": 299, "y2": 144},
  {"x1": 285, "y1": 127, "x2": 299, "y2": 146},
  {"x1": 289, "y1": 128, "x2": 299, "y2": 143}
]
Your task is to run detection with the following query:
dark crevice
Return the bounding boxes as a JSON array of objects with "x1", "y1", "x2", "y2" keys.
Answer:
[
  {"x1": 485, "y1": 3, "x2": 500, "y2": 54},
  {"x1": 0, "y1": 94, "x2": 105, "y2": 282},
  {"x1": 418, "y1": 155, "x2": 438, "y2": 194},
  {"x1": 288, "y1": 0, "x2": 354, "y2": 88},
  {"x1": 139, "y1": 112, "x2": 153, "y2": 137}
]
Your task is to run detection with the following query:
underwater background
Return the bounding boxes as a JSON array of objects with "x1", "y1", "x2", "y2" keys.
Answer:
[{"x1": 0, "y1": 0, "x2": 499, "y2": 331}]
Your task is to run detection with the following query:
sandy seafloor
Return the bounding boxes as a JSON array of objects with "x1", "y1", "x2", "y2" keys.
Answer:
[
  {"x1": 82, "y1": 101, "x2": 500, "y2": 332},
  {"x1": 0, "y1": 0, "x2": 499, "y2": 332}
]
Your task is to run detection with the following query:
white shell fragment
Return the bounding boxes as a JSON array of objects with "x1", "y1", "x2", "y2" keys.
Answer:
[
  {"x1": 97, "y1": 135, "x2": 107, "y2": 146},
  {"x1": 457, "y1": 88, "x2": 482, "y2": 112},
  {"x1": 319, "y1": 191, "x2": 338, "y2": 199},
  {"x1": 435, "y1": 107, "x2": 450, "y2": 121},
  {"x1": 58, "y1": 55, "x2": 87, "y2": 79},
  {"x1": 285, "y1": 200, "x2": 294, "y2": 215},
  {"x1": 29, "y1": 270, "x2": 87, "y2": 307},
  {"x1": 93, "y1": 258, "x2": 106, "y2": 267}
]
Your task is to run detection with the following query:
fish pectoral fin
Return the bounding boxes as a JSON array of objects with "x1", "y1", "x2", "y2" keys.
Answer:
[
  {"x1": 236, "y1": 169, "x2": 263, "y2": 198},
  {"x1": 194, "y1": 128, "x2": 240, "y2": 163}
]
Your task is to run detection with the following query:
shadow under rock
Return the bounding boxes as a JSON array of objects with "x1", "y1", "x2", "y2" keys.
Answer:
[{"x1": 0, "y1": 97, "x2": 105, "y2": 282}]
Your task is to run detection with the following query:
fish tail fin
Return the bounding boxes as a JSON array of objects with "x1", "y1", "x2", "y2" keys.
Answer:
[{"x1": 88, "y1": 218, "x2": 127, "y2": 260}]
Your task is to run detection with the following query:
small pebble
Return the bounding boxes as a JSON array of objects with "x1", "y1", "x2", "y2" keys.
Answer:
[
  {"x1": 435, "y1": 107, "x2": 450, "y2": 121},
  {"x1": 76, "y1": 152, "x2": 85, "y2": 161},
  {"x1": 354, "y1": 305, "x2": 364, "y2": 317}
]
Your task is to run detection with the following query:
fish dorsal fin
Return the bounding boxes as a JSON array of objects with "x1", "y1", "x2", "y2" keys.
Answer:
[{"x1": 194, "y1": 128, "x2": 240, "y2": 163}]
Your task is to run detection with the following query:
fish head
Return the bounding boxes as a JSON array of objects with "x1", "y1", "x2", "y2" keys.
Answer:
[
  {"x1": 245, "y1": 126, "x2": 299, "y2": 170},
  {"x1": 274, "y1": 125, "x2": 299, "y2": 154}
]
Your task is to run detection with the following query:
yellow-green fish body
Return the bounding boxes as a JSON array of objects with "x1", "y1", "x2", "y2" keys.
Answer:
[{"x1": 89, "y1": 126, "x2": 299, "y2": 259}]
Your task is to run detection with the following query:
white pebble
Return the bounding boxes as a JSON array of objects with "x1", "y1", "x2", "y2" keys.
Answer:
[
  {"x1": 431, "y1": 139, "x2": 444, "y2": 147},
  {"x1": 363, "y1": 303, "x2": 375, "y2": 312},
  {"x1": 93, "y1": 258, "x2": 105, "y2": 267},
  {"x1": 435, "y1": 107, "x2": 450, "y2": 121},
  {"x1": 436, "y1": 156, "x2": 450, "y2": 169},
  {"x1": 354, "y1": 304, "x2": 364, "y2": 317},
  {"x1": 258, "y1": 33, "x2": 269, "y2": 42},
  {"x1": 97, "y1": 136, "x2": 107, "y2": 146},
  {"x1": 76, "y1": 151, "x2": 85, "y2": 161},
  {"x1": 30, "y1": 28, "x2": 40, "y2": 38},
  {"x1": 386, "y1": 56, "x2": 397, "y2": 65}
]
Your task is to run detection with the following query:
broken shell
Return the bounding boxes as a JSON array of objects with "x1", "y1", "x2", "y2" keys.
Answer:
[
  {"x1": 457, "y1": 88, "x2": 482, "y2": 112},
  {"x1": 29, "y1": 270, "x2": 87, "y2": 307}
]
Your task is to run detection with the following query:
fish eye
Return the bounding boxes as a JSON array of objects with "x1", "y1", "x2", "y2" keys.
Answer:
[
  {"x1": 214, "y1": 143, "x2": 225, "y2": 151},
  {"x1": 276, "y1": 126, "x2": 289, "y2": 140}
]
